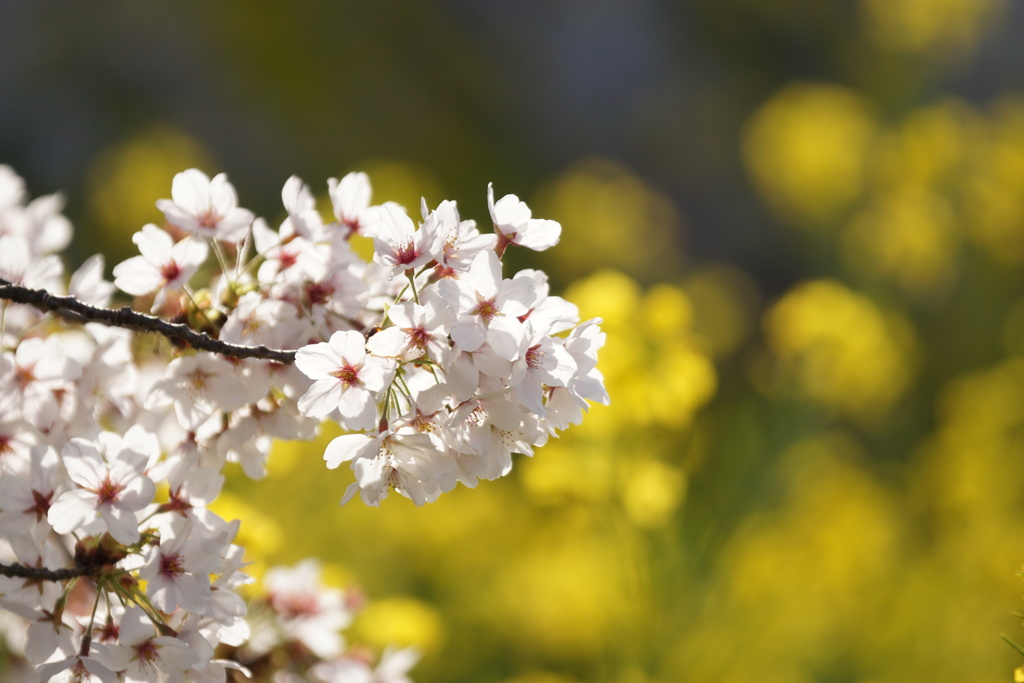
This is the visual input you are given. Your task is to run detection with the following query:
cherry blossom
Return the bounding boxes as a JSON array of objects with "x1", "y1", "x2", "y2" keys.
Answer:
[
  {"x1": 328, "y1": 171, "x2": 374, "y2": 238},
  {"x1": 487, "y1": 182, "x2": 562, "y2": 252},
  {"x1": 372, "y1": 203, "x2": 434, "y2": 277},
  {"x1": 0, "y1": 164, "x2": 607, "y2": 683},
  {"x1": 47, "y1": 431, "x2": 156, "y2": 545},
  {"x1": 294, "y1": 330, "x2": 396, "y2": 430},
  {"x1": 156, "y1": 169, "x2": 254, "y2": 242},
  {"x1": 112, "y1": 224, "x2": 209, "y2": 310}
]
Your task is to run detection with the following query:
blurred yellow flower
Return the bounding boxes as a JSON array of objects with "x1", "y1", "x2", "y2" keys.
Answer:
[
  {"x1": 85, "y1": 126, "x2": 212, "y2": 261},
  {"x1": 535, "y1": 158, "x2": 684, "y2": 283},
  {"x1": 763, "y1": 279, "x2": 914, "y2": 420},
  {"x1": 860, "y1": 0, "x2": 1002, "y2": 55},
  {"x1": 681, "y1": 265, "x2": 759, "y2": 359},
  {"x1": 351, "y1": 596, "x2": 445, "y2": 654},
  {"x1": 842, "y1": 186, "x2": 960, "y2": 297},
  {"x1": 565, "y1": 270, "x2": 716, "y2": 432},
  {"x1": 962, "y1": 97, "x2": 1024, "y2": 265},
  {"x1": 619, "y1": 458, "x2": 686, "y2": 528},
  {"x1": 743, "y1": 84, "x2": 875, "y2": 228}
]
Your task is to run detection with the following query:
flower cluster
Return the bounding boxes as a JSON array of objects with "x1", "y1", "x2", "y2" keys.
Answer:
[{"x1": 0, "y1": 164, "x2": 606, "y2": 681}]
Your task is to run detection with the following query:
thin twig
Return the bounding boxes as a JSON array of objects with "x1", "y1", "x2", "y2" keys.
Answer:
[{"x1": 0, "y1": 281, "x2": 297, "y2": 364}]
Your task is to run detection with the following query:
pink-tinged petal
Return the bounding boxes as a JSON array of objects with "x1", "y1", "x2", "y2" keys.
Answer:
[
  {"x1": 338, "y1": 384, "x2": 372, "y2": 417},
  {"x1": 424, "y1": 297, "x2": 456, "y2": 330},
  {"x1": 465, "y1": 252, "x2": 501, "y2": 298},
  {"x1": 473, "y1": 347, "x2": 513, "y2": 379},
  {"x1": 386, "y1": 301, "x2": 416, "y2": 328},
  {"x1": 517, "y1": 379, "x2": 546, "y2": 415},
  {"x1": 332, "y1": 172, "x2": 371, "y2": 218},
  {"x1": 251, "y1": 217, "x2": 278, "y2": 253},
  {"x1": 118, "y1": 476, "x2": 156, "y2": 508},
  {"x1": 208, "y1": 173, "x2": 239, "y2": 214},
  {"x1": 99, "y1": 505, "x2": 140, "y2": 545},
  {"x1": 357, "y1": 356, "x2": 395, "y2": 392},
  {"x1": 451, "y1": 319, "x2": 486, "y2": 354},
  {"x1": 492, "y1": 193, "x2": 532, "y2": 232},
  {"x1": 365, "y1": 326, "x2": 408, "y2": 358},
  {"x1": 171, "y1": 169, "x2": 212, "y2": 214},
  {"x1": 47, "y1": 489, "x2": 97, "y2": 534},
  {"x1": 340, "y1": 482, "x2": 361, "y2": 505},
  {"x1": 297, "y1": 378, "x2": 344, "y2": 418},
  {"x1": 112, "y1": 257, "x2": 164, "y2": 295},
  {"x1": 323, "y1": 433, "x2": 376, "y2": 469},
  {"x1": 353, "y1": 455, "x2": 388, "y2": 488},
  {"x1": 542, "y1": 343, "x2": 578, "y2": 386},
  {"x1": 294, "y1": 343, "x2": 342, "y2": 379},
  {"x1": 282, "y1": 175, "x2": 310, "y2": 215},
  {"x1": 217, "y1": 207, "x2": 256, "y2": 241},
  {"x1": 517, "y1": 218, "x2": 561, "y2": 250},
  {"x1": 483, "y1": 397, "x2": 524, "y2": 430},
  {"x1": 375, "y1": 202, "x2": 415, "y2": 243},
  {"x1": 487, "y1": 316, "x2": 527, "y2": 361},
  {"x1": 155, "y1": 198, "x2": 195, "y2": 230},
  {"x1": 332, "y1": 329, "x2": 368, "y2": 364},
  {"x1": 61, "y1": 441, "x2": 104, "y2": 487},
  {"x1": 496, "y1": 277, "x2": 535, "y2": 316},
  {"x1": 447, "y1": 353, "x2": 479, "y2": 402},
  {"x1": 132, "y1": 224, "x2": 174, "y2": 264},
  {"x1": 171, "y1": 236, "x2": 209, "y2": 269},
  {"x1": 338, "y1": 390, "x2": 378, "y2": 432},
  {"x1": 117, "y1": 607, "x2": 152, "y2": 647}
]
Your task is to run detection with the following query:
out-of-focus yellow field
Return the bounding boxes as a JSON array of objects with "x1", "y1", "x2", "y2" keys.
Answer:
[
  {"x1": 65, "y1": 2, "x2": 1024, "y2": 680},
  {"x1": 210, "y1": 83, "x2": 1024, "y2": 682}
]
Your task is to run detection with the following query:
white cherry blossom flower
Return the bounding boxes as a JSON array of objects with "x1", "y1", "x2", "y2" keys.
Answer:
[
  {"x1": 294, "y1": 330, "x2": 396, "y2": 431},
  {"x1": 37, "y1": 647, "x2": 119, "y2": 683},
  {"x1": 139, "y1": 517, "x2": 221, "y2": 615},
  {"x1": 366, "y1": 299, "x2": 454, "y2": 363},
  {"x1": 69, "y1": 254, "x2": 116, "y2": 307},
  {"x1": 280, "y1": 175, "x2": 324, "y2": 241},
  {"x1": 372, "y1": 203, "x2": 434, "y2": 277},
  {"x1": 146, "y1": 355, "x2": 248, "y2": 431},
  {"x1": 47, "y1": 431, "x2": 156, "y2": 545},
  {"x1": 262, "y1": 560, "x2": 352, "y2": 659},
  {"x1": 487, "y1": 183, "x2": 561, "y2": 252},
  {"x1": 113, "y1": 224, "x2": 208, "y2": 310},
  {"x1": 421, "y1": 198, "x2": 496, "y2": 273},
  {"x1": 328, "y1": 171, "x2": 374, "y2": 238},
  {"x1": 156, "y1": 169, "x2": 254, "y2": 242},
  {"x1": 438, "y1": 251, "x2": 534, "y2": 360},
  {"x1": 511, "y1": 324, "x2": 578, "y2": 415},
  {"x1": 103, "y1": 606, "x2": 199, "y2": 683},
  {"x1": 325, "y1": 430, "x2": 454, "y2": 506}
]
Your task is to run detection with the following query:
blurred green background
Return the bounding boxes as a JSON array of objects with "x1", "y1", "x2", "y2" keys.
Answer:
[{"x1": 6, "y1": 0, "x2": 1024, "y2": 680}]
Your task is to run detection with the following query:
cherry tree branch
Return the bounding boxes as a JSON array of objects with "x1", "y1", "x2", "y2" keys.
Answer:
[
  {"x1": 0, "y1": 281, "x2": 297, "y2": 364},
  {"x1": 0, "y1": 561, "x2": 94, "y2": 582}
]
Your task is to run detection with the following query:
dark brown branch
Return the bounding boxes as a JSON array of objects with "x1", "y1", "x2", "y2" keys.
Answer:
[
  {"x1": 0, "y1": 281, "x2": 297, "y2": 364},
  {"x1": 0, "y1": 561, "x2": 93, "y2": 582}
]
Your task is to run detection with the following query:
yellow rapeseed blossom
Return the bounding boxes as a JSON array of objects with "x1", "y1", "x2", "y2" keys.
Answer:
[
  {"x1": 763, "y1": 279, "x2": 914, "y2": 420},
  {"x1": 535, "y1": 158, "x2": 684, "y2": 283},
  {"x1": 666, "y1": 432, "x2": 903, "y2": 681},
  {"x1": 871, "y1": 100, "x2": 977, "y2": 190},
  {"x1": 565, "y1": 270, "x2": 716, "y2": 431},
  {"x1": 619, "y1": 458, "x2": 686, "y2": 528},
  {"x1": 860, "y1": 0, "x2": 1002, "y2": 55},
  {"x1": 743, "y1": 84, "x2": 875, "y2": 228},
  {"x1": 842, "y1": 186, "x2": 960, "y2": 297},
  {"x1": 680, "y1": 265, "x2": 759, "y2": 359},
  {"x1": 351, "y1": 597, "x2": 446, "y2": 654},
  {"x1": 962, "y1": 97, "x2": 1024, "y2": 264}
]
